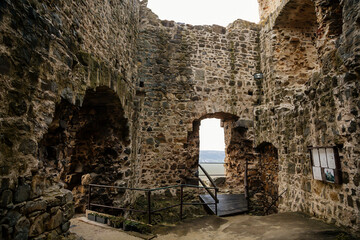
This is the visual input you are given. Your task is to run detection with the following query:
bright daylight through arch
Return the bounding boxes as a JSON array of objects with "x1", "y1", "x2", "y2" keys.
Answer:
[
  {"x1": 147, "y1": 0, "x2": 260, "y2": 26},
  {"x1": 199, "y1": 118, "x2": 225, "y2": 180},
  {"x1": 200, "y1": 118, "x2": 225, "y2": 152}
]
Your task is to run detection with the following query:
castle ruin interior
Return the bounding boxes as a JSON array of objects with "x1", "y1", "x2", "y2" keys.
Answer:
[{"x1": 0, "y1": 0, "x2": 359, "y2": 239}]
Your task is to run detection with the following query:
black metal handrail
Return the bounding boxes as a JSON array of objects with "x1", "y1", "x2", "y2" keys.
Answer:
[
  {"x1": 197, "y1": 164, "x2": 219, "y2": 216},
  {"x1": 198, "y1": 164, "x2": 219, "y2": 191},
  {"x1": 87, "y1": 183, "x2": 218, "y2": 224},
  {"x1": 198, "y1": 163, "x2": 226, "y2": 177}
]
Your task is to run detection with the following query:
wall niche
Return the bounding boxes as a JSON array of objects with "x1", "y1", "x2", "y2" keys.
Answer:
[{"x1": 39, "y1": 86, "x2": 132, "y2": 213}]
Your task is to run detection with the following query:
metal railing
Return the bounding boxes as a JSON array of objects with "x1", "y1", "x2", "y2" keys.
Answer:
[
  {"x1": 197, "y1": 164, "x2": 219, "y2": 215},
  {"x1": 198, "y1": 163, "x2": 226, "y2": 178},
  {"x1": 88, "y1": 183, "x2": 218, "y2": 224}
]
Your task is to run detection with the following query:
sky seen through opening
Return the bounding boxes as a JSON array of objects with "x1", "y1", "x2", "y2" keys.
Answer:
[
  {"x1": 200, "y1": 119, "x2": 225, "y2": 151},
  {"x1": 147, "y1": 0, "x2": 260, "y2": 27}
]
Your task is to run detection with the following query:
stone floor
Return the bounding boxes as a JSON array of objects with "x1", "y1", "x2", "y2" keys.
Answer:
[{"x1": 70, "y1": 213, "x2": 358, "y2": 240}]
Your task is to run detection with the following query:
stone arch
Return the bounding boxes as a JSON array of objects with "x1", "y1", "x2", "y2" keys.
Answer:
[
  {"x1": 253, "y1": 142, "x2": 279, "y2": 214},
  {"x1": 39, "y1": 86, "x2": 132, "y2": 213},
  {"x1": 185, "y1": 112, "x2": 256, "y2": 193}
]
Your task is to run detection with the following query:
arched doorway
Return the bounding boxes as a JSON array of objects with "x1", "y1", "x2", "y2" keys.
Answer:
[
  {"x1": 198, "y1": 118, "x2": 226, "y2": 187},
  {"x1": 185, "y1": 112, "x2": 256, "y2": 194},
  {"x1": 39, "y1": 86, "x2": 131, "y2": 213}
]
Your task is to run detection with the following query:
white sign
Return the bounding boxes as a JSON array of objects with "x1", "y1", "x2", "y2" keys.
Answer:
[
  {"x1": 312, "y1": 166, "x2": 322, "y2": 180},
  {"x1": 319, "y1": 148, "x2": 328, "y2": 168},
  {"x1": 312, "y1": 149, "x2": 320, "y2": 167},
  {"x1": 326, "y1": 148, "x2": 336, "y2": 169}
]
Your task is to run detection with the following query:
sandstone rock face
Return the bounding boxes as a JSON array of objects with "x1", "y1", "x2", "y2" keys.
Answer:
[{"x1": 0, "y1": 0, "x2": 359, "y2": 238}]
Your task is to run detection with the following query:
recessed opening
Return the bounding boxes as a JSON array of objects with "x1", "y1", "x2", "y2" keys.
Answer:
[
  {"x1": 39, "y1": 87, "x2": 131, "y2": 214},
  {"x1": 147, "y1": 0, "x2": 260, "y2": 26},
  {"x1": 270, "y1": 0, "x2": 320, "y2": 104},
  {"x1": 255, "y1": 142, "x2": 279, "y2": 214},
  {"x1": 199, "y1": 118, "x2": 225, "y2": 185}
]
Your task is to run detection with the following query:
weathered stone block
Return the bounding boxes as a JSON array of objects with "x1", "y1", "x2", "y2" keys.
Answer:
[
  {"x1": 29, "y1": 213, "x2": 49, "y2": 237},
  {"x1": 9, "y1": 100, "x2": 27, "y2": 116},
  {"x1": 1, "y1": 224, "x2": 13, "y2": 239},
  {"x1": 61, "y1": 221, "x2": 70, "y2": 232},
  {"x1": 1, "y1": 190, "x2": 13, "y2": 207},
  {"x1": 14, "y1": 217, "x2": 30, "y2": 240},
  {"x1": 18, "y1": 140, "x2": 37, "y2": 156},
  {"x1": 195, "y1": 69, "x2": 205, "y2": 80},
  {"x1": 235, "y1": 120, "x2": 253, "y2": 128},
  {"x1": 353, "y1": 173, "x2": 360, "y2": 187},
  {"x1": 14, "y1": 185, "x2": 30, "y2": 203},
  {"x1": 342, "y1": 172, "x2": 349, "y2": 184},
  {"x1": 5, "y1": 210, "x2": 21, "y2": 227},
  {"x1": 0, "y1": 54, "x2": 11, "y2": 75},
  {"x1": 287, "y1": 162, "x2": 295, "y2": 174},
  {"x1": 62, "y1": 202, "x2": 74, "y2": 222},
  {"x1": 46, "y1": 210, "x2": 63, "y2": 230},
  {"x1": 24, "y1": 200, "x2": 47, "y2": 215},
  {"x1": 347, "y1": 195, "x2": 354, "y2": 208}
]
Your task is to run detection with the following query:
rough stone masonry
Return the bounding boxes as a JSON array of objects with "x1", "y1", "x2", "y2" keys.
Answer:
[{"x1": 0, "y1": 0, "x2": 359, "y2": 239}]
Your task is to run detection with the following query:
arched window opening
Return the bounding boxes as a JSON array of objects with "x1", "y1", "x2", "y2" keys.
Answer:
[{"x1": 185, "y1": 113, "x2": 256, "y2": 194}]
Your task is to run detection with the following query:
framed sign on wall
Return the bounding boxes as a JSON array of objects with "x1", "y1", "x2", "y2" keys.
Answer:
[{"x1": 308, "y1": 146, "x2": 341, "y2": 184}]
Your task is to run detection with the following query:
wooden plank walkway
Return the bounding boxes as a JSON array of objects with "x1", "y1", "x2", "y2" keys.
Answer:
[{"x1": 199, "y1": 194, "x2": 248, "y2": 217}]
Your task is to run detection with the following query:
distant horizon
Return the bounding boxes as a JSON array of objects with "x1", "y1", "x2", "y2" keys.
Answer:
[
  {"x1": 200, "y1": 150, "x2": 225, "y2": 152},
  {"x1": 199, "y1": 150, "x2": 225, "y2": 163}
]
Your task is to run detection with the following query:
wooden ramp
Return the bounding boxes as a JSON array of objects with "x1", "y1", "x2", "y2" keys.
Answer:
[{"x1": 199, "y1": 194, "x2": 248, "y2": 217}]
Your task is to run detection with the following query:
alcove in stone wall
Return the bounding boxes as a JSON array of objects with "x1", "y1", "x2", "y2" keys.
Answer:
[
  {"x1": 253, "y1": 142, "x2": 279, "y2": 214},
  {"x1": 270, "y1": 0, "x2": 320, "y2": 105},
  {"x1": 39, "y1": 86, "x2": 132, "y2": 213}
]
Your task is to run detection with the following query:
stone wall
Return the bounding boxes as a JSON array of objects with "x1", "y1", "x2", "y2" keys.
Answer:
[
  {"x1": 256, "y1": 0, "x2": 360, "y2": 234},
  {"x1": 0, "y1": 0, "x2": 140, "y2": 239},
  {"x1": 223, "y1": 120, "x2": 257, "y2": 193},
  {"x1": 257, "y1": 0, "x2": 283, "y2": 23},
  {"x1": 0, "y1": 0, "x2": 359, "y2": 238},
  {"x1": 136, "y1": 3, "x2": 260, "y2": 188},
  {"x1": 39, "y1": 87, "x2": 132, "y2": 213},
  {"x1": 252, "y1": 143, "x2": 279, "y2": 214}
]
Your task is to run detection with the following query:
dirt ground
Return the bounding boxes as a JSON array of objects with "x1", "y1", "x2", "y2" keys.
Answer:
[{"x1": 70, "y1": 213, "x2": 357, "y2": 240}]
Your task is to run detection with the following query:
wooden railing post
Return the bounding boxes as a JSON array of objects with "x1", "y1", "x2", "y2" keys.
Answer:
[
  {"x1": 147, "y1": 190, "x2": 151, "y2": 224},
  {"x1": 180, "y1": 185, "x2": 183, "y2": 221},
  {"x1": 88, "y1": 185, "x2": 92, "y2": 210}
]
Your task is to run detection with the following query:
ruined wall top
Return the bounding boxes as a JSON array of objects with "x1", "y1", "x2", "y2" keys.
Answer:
[{"x1": 257, "y1": 0, "x2": 284, "y2": 23}]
